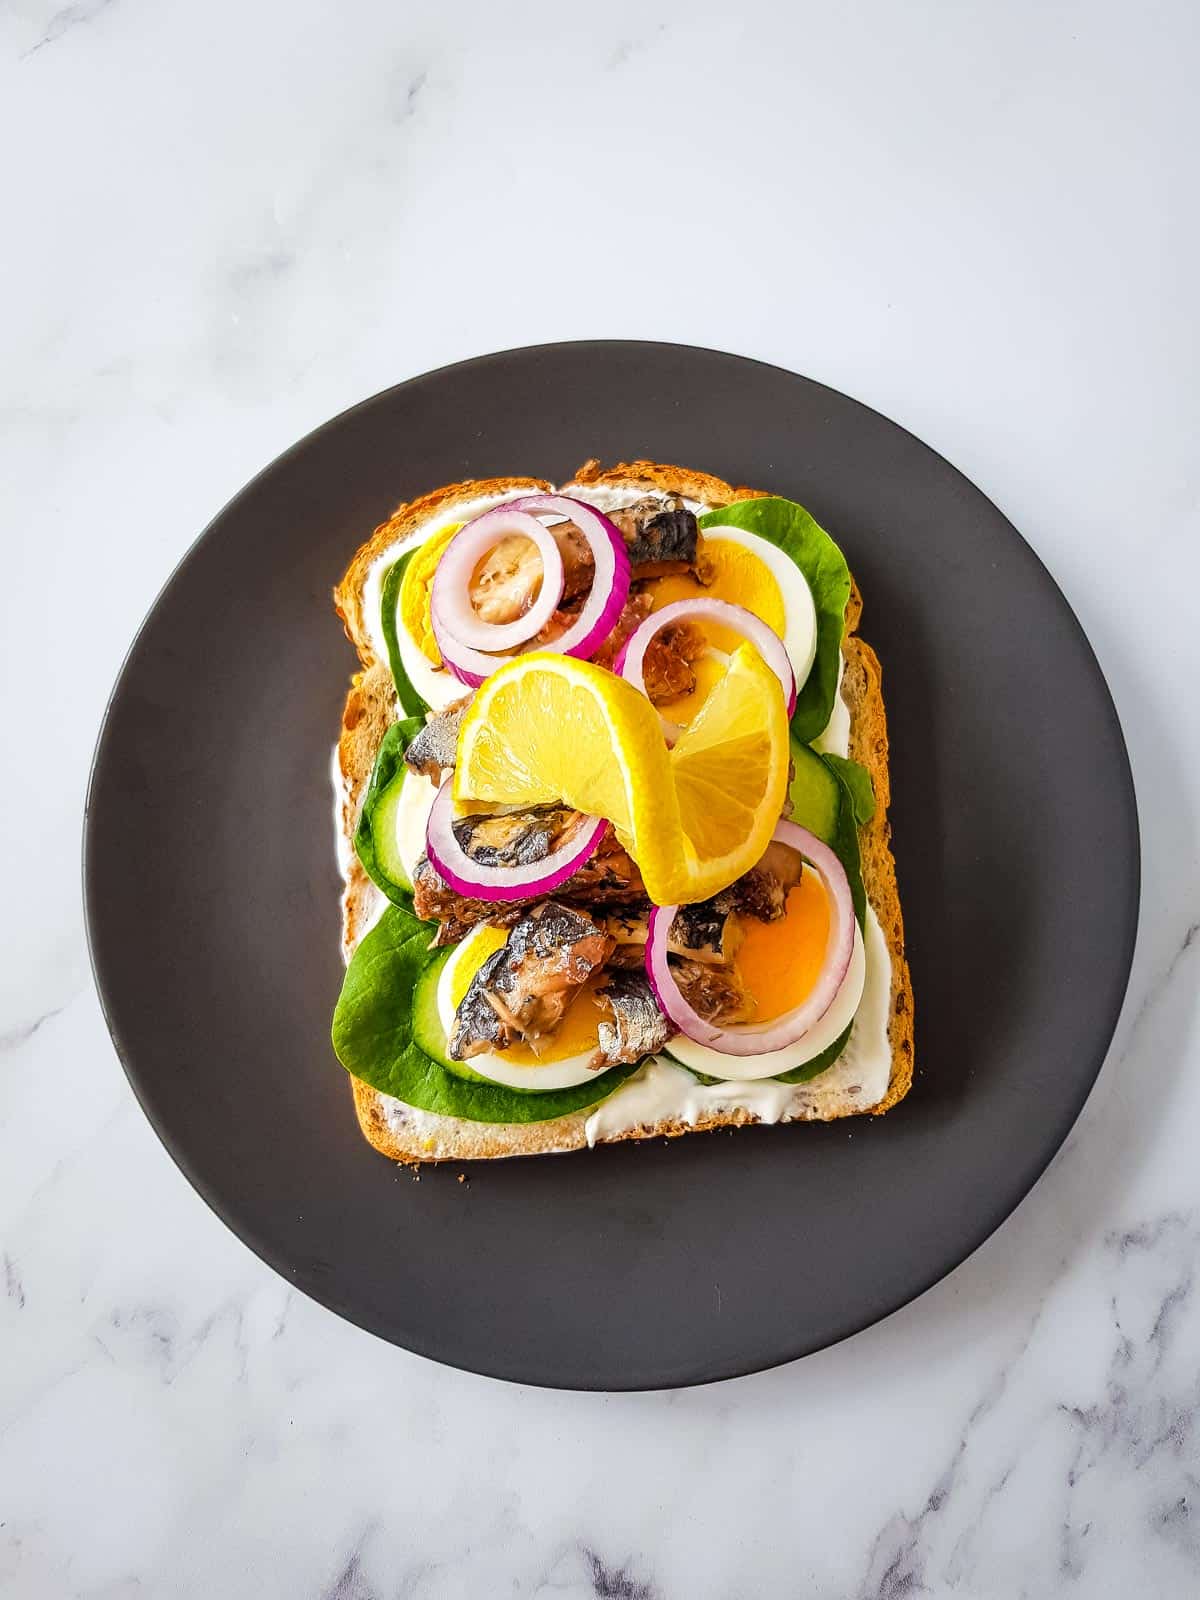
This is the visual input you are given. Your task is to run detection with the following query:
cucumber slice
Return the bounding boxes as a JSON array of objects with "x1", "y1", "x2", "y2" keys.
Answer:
[
  {"x1": 412, "y1": 940, "x2": 500, "y2": 1086},
  {"x1": 411, "y1": 948, "x2": 473, "y2": 1073},
  {"x1": 380, "y1": 552, "x2": 429, "y2": 717},
  {"x1": 354, "y1": 717, "x2": 439, "y2": 906},
  {"x1": 369, "y1": 769, "x2": 413, "y2": 892},
  {"x1": 788, "y1": 740, "x2": 841, "y2": 844}
]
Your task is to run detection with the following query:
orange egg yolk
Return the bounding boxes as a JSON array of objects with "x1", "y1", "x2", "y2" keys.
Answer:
[
  {"x1": 733, "y1": 872, "x2": 831, "y2": 1023},
  {"x1": 496, "y1": 978, "x2": 606, "y2": 1066},
  {"x1": 644, "y1": 536, "x2": 787, "y2": 650}
]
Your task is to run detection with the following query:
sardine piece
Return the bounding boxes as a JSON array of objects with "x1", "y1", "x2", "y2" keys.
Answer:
[
  {"x1": 605, "y1": 893, "x2": 744, "y2": 966},
  {"x1": 412, "y1": 830, "x2": 645, "y2": 943},
  {"x1": 641, "y1": 620, "x2": 709, "y2": 706},
  {"x1": 467, "y1": 534, "x2": 546, "y2": 626},
  {"x1": 732, "y1": 844, "x2": 806, "y2": 924},
  {"x1": 593, "y1": 970, "x2": 672, "y2": 1068},
  {"x1": 578, "y1": 832, "x2": 647, "y2": 900},
  {"x1": 449, "y1": 902, "x2": 615, "y2": 1060},
  {"x1": 538, "y1": 570, "x2": 649, "y2": 655},
  {"x1": 468, "y1": 522, "x2": 595, "y2": 628},
  {"x1": 451, "y1": 803, "x2": 590, "y2": 869},
  {"x1": 412, "y1": 879, "x2": 526, "y2": 948},
  {"x1": 551, "y1": 520, "x2": 596, "y2": 603},
  {"x1": 670, "y1": 957, "x2": 756, "y2": 1027},
  {"x1": 673, "y1": 894, "x2": 745, "y2": 963},
  {"x1": 608, "y1": 496, "x2": 700, "y2": 578},
  {"x1": 403, "y1": 696, "x2": 472, "y2": 782},
  {"x1": 591, "y1": 593, "x2": 652, "y2": 668}
]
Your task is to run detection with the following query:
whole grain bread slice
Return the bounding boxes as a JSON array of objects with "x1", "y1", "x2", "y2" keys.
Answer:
[{"x1": 334, "y1": 461, "x2": 913, "y2": 1160}]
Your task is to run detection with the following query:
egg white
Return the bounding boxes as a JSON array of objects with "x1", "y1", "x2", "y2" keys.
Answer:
[
  {"x1": 662, "y1": 920, "x2": 867, "y2": 1081},
  {"x1": 698, "y1": 525, "x2": 818, "y2": 694},
  {"x1": 398, "y1": 627, "x2": 465, "y2": 712},
  {"x1": 391, "y1": 768, "x2": 439, "y2": 886},
  {"x1": 436, "y1": 925, "x2": 604, "y2": 1091}
]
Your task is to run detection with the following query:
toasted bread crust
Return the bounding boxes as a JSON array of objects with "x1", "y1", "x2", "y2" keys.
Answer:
[
  {"x1": 566, "y1": 457, "x2": 769, "y2": 510},
  {"x1": 334, "y1": 460, "x2": 912, "y2": 1160}
]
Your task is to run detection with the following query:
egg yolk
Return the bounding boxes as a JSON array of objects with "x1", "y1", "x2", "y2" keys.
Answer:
[
  {"x1": 642, "y1": 537, "x2": 788, "y2": 727},
  {"x1": 448, "y1": 928, "x2": 604, "y2": 1066},
  {"x1": 644, "y1": 536, "x2": 787, "y2": 649},
  {"x1": 399, "y1": 521, "x2": 462, "y2": 664},
  {"x1": 657, "y1": 652, "x2": 730, "y2": 726},
  {"x1": 734, "y1": 872, "x2": 831, "y2": 1023}
]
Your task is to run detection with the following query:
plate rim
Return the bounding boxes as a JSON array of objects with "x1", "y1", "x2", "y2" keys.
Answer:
[{"x1": 82, "y1": 339, "x2": 1141, "y2": 1389}]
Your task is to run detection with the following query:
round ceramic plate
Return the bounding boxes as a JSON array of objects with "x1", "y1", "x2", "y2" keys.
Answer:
[{"x1": 85, "y1": 342, "x2": 1139, "y2": 1390}]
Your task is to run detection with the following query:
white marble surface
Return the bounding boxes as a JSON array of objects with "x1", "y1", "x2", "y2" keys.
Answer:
[{"x1": 2, "y1": 0, "x2": 1199, "y2": 1593}]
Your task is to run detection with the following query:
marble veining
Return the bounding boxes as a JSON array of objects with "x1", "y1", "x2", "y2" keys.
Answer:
[
  {"x1": 19, "y1": 0, "x2": 117, "y2": 62},
  {"x1": 3, "y1": 0, "x2": 1200, "y2": 1595}
]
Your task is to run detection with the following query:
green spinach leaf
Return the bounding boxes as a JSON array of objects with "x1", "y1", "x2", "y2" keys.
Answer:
[
  {"x1": 821, "y1": 753, "x2": 876, "y2": 827},
  {"x1": 332, "y1": 905, "x2": 639, "y2": 1123}
]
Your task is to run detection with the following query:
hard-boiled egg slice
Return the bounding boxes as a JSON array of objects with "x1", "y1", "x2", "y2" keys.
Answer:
[
  {"x1": 390, "y1": 768, "x2": 439, "y2": 887},
  {"x1": 396, "y1": 523, "x2": 468, "y2": 709},
  {"x1": 645, "y1": 526, "x2": 817, "y2": 695},
  {"x1": 436, "y1": 924, "x2": 607, "y2": 1090},
  {"x1": 663, "y1": 869, "x2": 867, "y2": 1080}
]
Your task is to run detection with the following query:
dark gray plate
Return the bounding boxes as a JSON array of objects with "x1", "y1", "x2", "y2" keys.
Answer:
[{"x1": 84, "y1": 342, "x2": 1139, "y2": 1390}]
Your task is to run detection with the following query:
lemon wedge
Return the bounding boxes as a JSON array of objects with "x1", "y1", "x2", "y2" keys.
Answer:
[{"x1": 453, "y1": 645, "x2": 788, "y2": 904}]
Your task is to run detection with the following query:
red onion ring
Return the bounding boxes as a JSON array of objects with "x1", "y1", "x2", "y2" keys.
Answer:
[
  {"x1": 431, "y1": 507, "x2": 565, "y2": 683},
  {"x1": 616, "y1": 599, "x2": 796, "y2": 736},
  {"x1": 644, "y1": 820, "x2": 855, "y2": 1055},
  {"x1": 425, "y1": 780, "x2": 607, "y2": 902},
  {"x1": 428, "y1": 495, "x2": 632, "y2": 687},
  {"x1": 505, "y1": 495, "x2": 631, "y2": 660}
]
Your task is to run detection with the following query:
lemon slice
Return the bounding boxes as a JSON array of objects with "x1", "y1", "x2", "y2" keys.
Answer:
[
  {"x1": 668, "y1": 643, "x2": 791, "y2": 893},
  {"x1": 454, "y1": 646, "x2": 788, "y2": 904}
]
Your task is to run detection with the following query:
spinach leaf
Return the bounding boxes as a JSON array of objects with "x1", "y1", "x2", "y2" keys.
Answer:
[
  {"x1": 821, "y1": 751, "x2": 867, "y2": 932},
  {"x1": 699, "y1": 497, "x2": 851, "y2": 744},
  {"x1": 332, "y1": 905, "x2": 639, "y2": 1123},
  {"x1": 380, "y1": 552, "x2": 429, "y2": 717},
  {"x1": 821, "y1": 753, "x2": 876, "y2": 827},
  {"x1": 354, "y1": 715, "x2": 425, "y2": 909},
  {"x1": 770, "y1": 1023, "x2": 854, "y2": 1086}
]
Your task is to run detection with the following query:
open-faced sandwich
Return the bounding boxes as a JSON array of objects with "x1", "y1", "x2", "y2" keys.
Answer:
[{"x1": 331, "y1": 459, "x2": 912, "y2": 1161}]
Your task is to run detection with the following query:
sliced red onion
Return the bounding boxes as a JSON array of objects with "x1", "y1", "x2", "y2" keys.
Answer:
[
  {"x1": 428, "y1": 495, "x2": 631, "y2": 687},
  {"x1": 644, "y1": 820, "x2": 855, "y2": 1055},
  {"x1": 431, "y1": 506, "x2": 565, "y2": 685},
  {"x1": 505, "y1": 495, "x2": 631, "y2": 660},
  {"x1": 616, "y1": 599, "x2": 796, "y2": 735},
  {"x1": 425, "y1": 780, "x2": 607, "y2": 902}
]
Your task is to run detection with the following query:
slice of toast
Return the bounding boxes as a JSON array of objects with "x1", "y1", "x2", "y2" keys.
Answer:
[{"x1": 333, "y1": 462, "x2": 913, "y2": 1161}]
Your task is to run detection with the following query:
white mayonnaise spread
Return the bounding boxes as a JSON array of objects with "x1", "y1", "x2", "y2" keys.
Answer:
[
  {"x1": 330, "y1": 742, "x2": 387, "y2": 951},
  {"x1": 330, "y1": 741, "x2": 354, "y2": 879}
]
